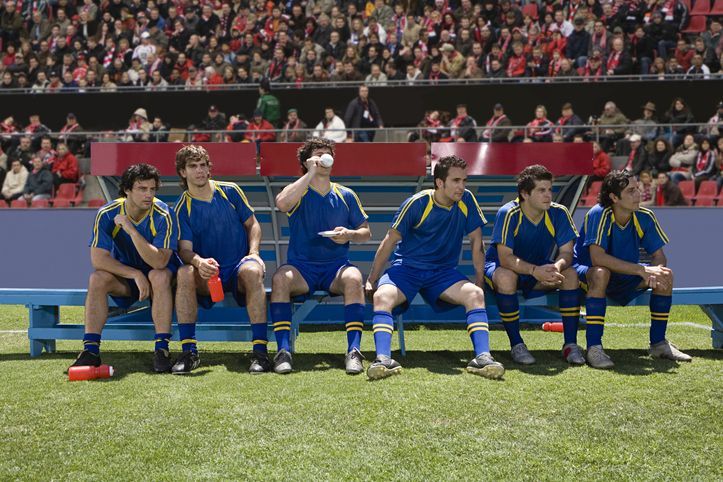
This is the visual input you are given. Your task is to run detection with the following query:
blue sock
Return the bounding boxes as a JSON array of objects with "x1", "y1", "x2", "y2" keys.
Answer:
[
  {"x1": 466, "y1": 309, "x2": 490, "y2": 356},
  {"x1": 344, "y1": 303, "x2": 364, "y2": 352},
  {"x1": 83, "y1": 333, "x2": 101, "y2": 355},
  {"x1": 154, "y1": 332, "x2": 171, "y2": 352},
  {"x1": 559, "y1": 289, "x2": 581, "y2": 346},
  {"x1": 270, "y1": 302, "x2": 292, "y2": 352},
  {"x1": 650, "y1": 294, "x2": 672, "y2": 344},
  {"x1": 585, "y1": 297, "x2": 607, "y2": 347},
  {"x1": 372, "y1": 311, "x2": 393, "y2": 357},
  {"x1": 178, "y1": 323, "x2": 197, "y2": 353},
  {"x1": 251, "y1": 322, "x2": 268, "y2": 354},
  {"x1": 496, "y1": 293, "x2": 523, "y2": 347}
]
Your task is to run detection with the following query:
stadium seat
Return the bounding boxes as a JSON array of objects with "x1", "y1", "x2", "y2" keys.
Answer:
[
  {"x1": 711, "y1": 0, "x2": 723, "y2": 14},
  {"x1": 679, "y1": 0, "x2": 692, "y2": 8},
  {"x1": 54, "y1": 183, "x2": 76, "y2": 200},
  {"x1": 678, "y1": 180, "x2": 695, "y2": 201},
  {"x1": 11, "y1": 199, "x2": 28, "y2": 208},
  {"x1": 693, "y1": 180, "x2": 718, "y2": 205},
  {"x1": 30, "y1": 199, "x2": 50, "y2": 208},
  {"x1": 87, "y1": 198, "x2": 106, "y2": 208},
  {"x1": 682, "y1": 15, "x2": 707, "y2": 33},
  {"x1": 690, "y1": 0, "x2": 710, "y2": 14},
  {"x1": 580, "y1": 181, "x2": 601, "y2": 206},
  {"x1": 0, "y1": 202, "x2": 8, "y2": 208},
  {"x1": 52, "y1": 198, "x2": 71, "y2": 208},
  {"x1": 695, "y1": 197, "x2": 715, "y2": 206}
]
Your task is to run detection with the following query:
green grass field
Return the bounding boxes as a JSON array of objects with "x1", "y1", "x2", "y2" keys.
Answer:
[{"x1": 1, "y1": 304, "x2": 721, "y2": 481}]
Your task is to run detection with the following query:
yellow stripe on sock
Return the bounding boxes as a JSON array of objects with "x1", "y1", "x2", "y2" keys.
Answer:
[
  {"x1": 499, "y1": 310, "x2": 520, "y2": 317},
  {"x1": 650, "y1": 312, "x2": 670, "y2": 317},
  {"x1": 273, "y1": 326, "x2": 291, "y2": 332},
  {"x1": 181, "y1": 339, "x2": 197, "y2": 345},
  {"x1": 346, "y1": 327, "x2": 363, "y2": 332},
  {"x1": 84, "y1": 341, "x2": 100, "y2": 346},
  {"x1": 345, "y1": 322, "x2": 364, "y2": 328},
  {"x1": 273, "y1": 321, "x2": 291, "y2": 327},
  {"x1": 467, "y1": 322, "x2": 488, "y2": 329},
  {"x1": 467, "y1": 326, "x2": 489, "y2": 334},
  {"x1": 586, "y1": 321, "x2": 605, "y2": 325},
  {"x1": 252, "y1": 340, "x2": 268, "y2": 345},
  {"x1": 373, "y1": 327, "x2": 393, "y2": 334}
]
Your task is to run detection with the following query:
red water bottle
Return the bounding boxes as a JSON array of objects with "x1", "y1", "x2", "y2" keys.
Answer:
[
  {"x1": 68, "y1": 365, "x2": 114, "y2": 381},
  {"x1": 542, "y1": 322, "x2": 564, "y2": 332},
  {"x1": 208, "y1": 274, "x2": 224, "y2": 302}
]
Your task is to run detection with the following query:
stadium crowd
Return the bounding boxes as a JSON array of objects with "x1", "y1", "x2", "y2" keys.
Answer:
[{"x1": 0, "y1": 0, "x2": 721, "y2": 91}]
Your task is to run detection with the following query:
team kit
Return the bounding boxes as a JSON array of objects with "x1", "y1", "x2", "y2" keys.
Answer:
[{"x1": 71, "y1": 139, "x2": 692, "y2": 381}]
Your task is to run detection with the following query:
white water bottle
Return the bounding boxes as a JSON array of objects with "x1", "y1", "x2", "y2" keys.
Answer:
[{"x1": 319, "y1": 153, "x2": 334, "y2": 168}]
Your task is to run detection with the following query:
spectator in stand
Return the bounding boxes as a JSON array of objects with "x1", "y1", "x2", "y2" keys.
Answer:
[
  {"x1": 701, "y1": 101, "x2": 723, "y2": 144},
  {"x1": 344, "y1": 84, "x2": 383, "y2": 143},
  {"x1": 674, "y1": 39, "x2": 694, "y2": 72},
  {"x1": 686, "y1": 54, "x2": 711, "y2": 80},
  {"x1": 23, "y1": 156, "x2": 53, "y2": 204},
  {"x1": 665, "y1": 97, "x2": 696, "y2": 147},
  {"x1": 631, "y1": 102, "x2": 659, "y2": 143},
  {"x1": 566, "y1": 17, "x2": 591, "y2": 68},
  {"x1": 655, "y1": 172, "x2": 688, "y2": 206},
  {"x1": 647, "y1": 11, "x2": 677, "y2": 60},
  {"x1": 526, "y1": 105, "x2": 554, "y2": 142},
  {"x1": 245, "y1": 109, "x2": 276, "y2": 146},
  {"x1": 365, "y1": 63, "x2": 388, "y2": 85},
  {"x1": 591, "y1": 140, "x2": 611, "y2": 185},
  {"x1": 556, "y1": 103, "x2": 585, "y2": 142},
  {"x1": 717, "y1": 137, "x2": 723, "y2": 192},
  {"x1": 596, "y1": 101, "x2": 629, "y2": 152},
  {"x1": 7, "y1": 136, "x2": 34, "y2": 172},
  {"x1": 1, "y1": 159, "x2": 27, "y2": 205},
  {"x1": 638, "y1": 170, "x2": 655, "y2": 207},
  {"x1": 582, "y1": 49, "x2": 606, "y2": 80},
  {"x1": 24, "y1": 114, "x2": 51, "y2": 151},
  {"x1": 408, "y1": 110, "x2": 443, "y2": 143},
  {"x1": 124, "y1": 108, "x2": 151, "y2": 142},
  {"x1": 256, "y1": 78, "x2": 281, "y2": 127},
  {"x1": 440, "y1": 44, "x2": 465, "y2": 78},
  {"x1": 52, "y1": 143, "x2": 79, "y2": 188},
  {"x1": 280, "y1": 109, "x2": 308, "y2": 142},
  {"x1": 200, "y1": 105, "x2": 227, "y2": 142},
  {"x1": 149, "y1": 117, "x2": 170, "y2": 142},
  {"x1": 505, "y1": 42, "x2": 527, "y2": 78},
  {"x1": 0, "y1": 150, "x2": 6, "y2": 188},
  {"x1": 480, "y1": 103, "x2": 512, "y2": 143},
  {"x1": 59, "y1": 113, "x2": 86, "y2": 156},
  {"x1": 623, "y1": 134, "x2": 651, "y2": 176},
  {"x1": 0, "y1": 116, "x2": 19, "y2": 153},
  {"x1": 606, "y1": 37, "x2": 632, "y2": 75},
  {"x1": 669, "y1": 134, "x2": 698, "y2": 183},
  {"x1": 650, "y1": 138, "x2": 673, "y2": 175},
  {"x1": 448, "y1": 104, "x2": 478, "y2": 143},
  {"x1": 631, "y1": 25, "x2": 655, "y2": 76},
  {"x1": 313, "y1": 107, "x2": 347, "y2": 143},
  {"x1": 225, "y1": 114, "x2": 249, "y2": 143},
  {"x1": 692, "y1": 138, "x2": 718, "y2": 190}
]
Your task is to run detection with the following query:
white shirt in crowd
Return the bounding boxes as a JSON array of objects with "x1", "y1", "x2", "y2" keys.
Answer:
[{"x1": 313, "y1": 115, "x2": 347, "y2": 143}]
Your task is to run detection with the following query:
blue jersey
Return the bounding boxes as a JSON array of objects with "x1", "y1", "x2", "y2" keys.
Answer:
[
  {"x1": 391, "y1": 189, "x2": 486, "y2": 270},
  {"x1": 573, "y1": 204, "x2": 669, "y2": 267},
  {"x1": 287, "y1": 182, "x2": 368, "y2": 264},
  {"x1": 89, "y1": 198, "x2": 178, "y2": 273},
  {"x1": 486, "y1": 200, "x2": 578, "y2": 265},
  {"x1": 175, "y1": 180, "x2": 255, "y2": 273}
]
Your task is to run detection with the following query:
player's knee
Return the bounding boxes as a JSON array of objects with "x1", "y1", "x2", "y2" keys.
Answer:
[
  {"x1": 88, "y1": 270, "x2": 114, "y2": 292},
  {"x1": 588, "y1": 266, "x2": 610, "y2": 285},
  {"x1": 342, "y1": 269, "x2": 363, "y2": 290},
  {"x1": 373, "y1": 287, "x2": 396, "y2": 311},
  {"x1": 148, "y1": 269, "x2": 171, "y2": 287},
  {"x1": 462, "y1": 284, "x2": 486, "y2": 307},
  {"x1": 176, "y1": 265, "x2": 196, "y2": 288},
  {"x1": 239, "y1": 263, "x2": 264, "y2": 284},
  {"x1": 271, "y1": 270, "x2": 291, "y2": 292},
  {"x1": 561, "y1": 267, "x2": 579, "y2": 284},
  {"x1": 493, "y1": 268, "x2": 517, "y2": 293}
]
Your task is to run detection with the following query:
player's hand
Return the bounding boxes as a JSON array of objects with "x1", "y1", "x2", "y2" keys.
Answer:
[
  {"x1": 304, "y1": 156, "x2": 321, "y2": 174},
  {"x1": 133, "y1": 271, "x2": 151, "y2": 301},
  {"x1": 533, "y1": 264, "x2": 565, "y2": 285},
  {"x1": 197, "y1": 258, "x2": 219, "y2": 280},
  {"x1": 242, "y1": 252, "x2": 266, "y2": 275},
  {"x1": 114, "y1": 214, "x2": 136, "y2": 235},
  {"x1": 642, "y1": 265, "x2": 671, "y2": 290},
  {"x1": 365, "y1": 278, "x2": 377, "y2": 299},
  {"x1": 330, "y1": 226, "x2": 351, "y2": 244}
]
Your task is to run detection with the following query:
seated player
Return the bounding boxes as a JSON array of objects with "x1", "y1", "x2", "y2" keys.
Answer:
[
  {"x1": 365, "y1": 155, "x2": 504, "y2": 380},
  {"x1": 485, "y1": 165, "x2": 584, "y2": 365},
  {"x1": 174, "y1": 145, "x2": 268, "y2": 374},
  {"x1": 70, "y1": 164, "x2": 180, "y2": 373},
  {"x1": 573, "y1": 170, "x2": 692, "y2": 369},
  {"x1": 272, "y1": 137, "x2": 371, "y2": 374}
]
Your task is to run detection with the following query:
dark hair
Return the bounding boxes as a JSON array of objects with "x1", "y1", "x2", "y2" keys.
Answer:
[
  {"x1": 433, "y1": 155, "x2": 467, "y2": 187},
  {"x1": 517, "y1": 164, "x2": 553, "y2": 199},
  {"x1": 175, "y1": 144, "x2": 211, "y2": 189},
  {"x1": 297, "y1": 137, "x2": 335, "y2": 174},
  {"x1": 599, "y1": 170, "x2": 633, "y2": 208},
  {"x1": 119, "y1": 163, "x2": 160, "y2": 197}
]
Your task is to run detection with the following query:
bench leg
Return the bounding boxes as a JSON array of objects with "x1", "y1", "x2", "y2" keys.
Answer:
[
  {"x1": 701, "y1": 305, "x2": 723, "y2": 349},
  {"x1": 396, "y1": 314, "x2": 406, "y2": 357},
  {"x1": 289, "y1": 299, "x2": 318, "y2": 354},
  {"x1": 28, "y1": 305, "x2": 60, "y2": 357}
]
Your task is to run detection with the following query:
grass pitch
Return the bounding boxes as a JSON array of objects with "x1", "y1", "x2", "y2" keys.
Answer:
[{"x1": 1, "y1": 304, "x2": 721, "y2": 481}]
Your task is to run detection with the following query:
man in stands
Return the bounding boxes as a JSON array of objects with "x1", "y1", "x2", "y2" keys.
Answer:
[
  {"x1": 313, "y1": 107, "x2": 347, "y2": 143},
  {"x1": 22, "y1": 156, "x2": 53, "y2": 204},
  {"x1": 7, "y1": 136, "x2": 33, "y2": 172},
  {"x1": 271, "y1": 137, "x2": 370, "y2": 374},
  {"x1": 480, "y1": 104, "x2": 512, "y2": 143},
  {"x1": 174, "y1": 145, "x2": 269, "y2": 374},
  {"x1": 485, "y1": 166, "x2": 584, "y2": 366},
  {"x1": 449, "y1": 104, "x2": 478, "y2": 142},
  {"x1": 365, "y1": 155, "x2": 504, "y2": 380},
  {"x1": 573, "y1": 170, "x2": 692, "y2": 369},
  {"x1": 344, "y1": 84, "x2": 383, "y2": 142},
  {"x1": 70, "y1": 164, "x2": 180, "y2": 372},
  {"x1": 0, "y1": 159, "x2": 28, "y2": 205},
  {"x1": 51, "y1": 143, "x2": 79, "y2": 188}
]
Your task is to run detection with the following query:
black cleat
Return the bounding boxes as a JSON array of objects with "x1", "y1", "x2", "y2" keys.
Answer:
[
  {"x1": 69, "y1": 350, "x2": 101, "y2": 371},
  {"x1": 171, "y1": 350, "x2": 200, "y2": 374},
  {"x1": 273, "y1": 349, "x2": 293, "y2": 374},
  {"x1": 366, "y1": 355, "x2": 402, "y2": 380},
  {"x1": 153, "y1": 349, "x2": 173, "y2": 373},
  {"x1": 466, "y1": 353, "x2": 505, "y2": 379},
  {"x1": 249, "y1": 351, "x2": 273, "y2": 374}
]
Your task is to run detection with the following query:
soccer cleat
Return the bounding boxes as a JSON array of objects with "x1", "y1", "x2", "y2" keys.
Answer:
[
  {"x1": 510, "y1": 343, "x2": 536, "y2": 365},
  {"x1": 366, "y1": 355, "x2": 402, "y2": 380},
  {"x1": 466, "y1": 353, "x2": 505, "y2": 379},
  {"x1": 586, "y1": 345, "x2": 614, "y2": 369},
  {"x1": 345, "y1": 347, "x2": 365, "y2": 375},
  {"x1": 69, "y1": 350, "x2": 101, "y2": 370},
  {"x1": 171, "y1": 350, "x2": 200, "y2": 374},
  {"x1": 562, "y1": 343, "x2": 586, "y2": 365},
  {"x1": 273, "y1": 349, "x2": 293, "y2": 374},
  {"x1": 249, "y1": 351, "x2": 273, "y2": 374},
  {"x1": 153, "y1": 349, "x2": 173, "y2": 373},
  {"x1": 649, "y1": 340, "x2": 693, "y2": 362}
]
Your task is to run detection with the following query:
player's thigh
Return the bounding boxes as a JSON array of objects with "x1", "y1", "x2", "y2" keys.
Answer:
[
  {"x1": 271, "y1": 264, "x2": 310, "y2": 298},
  {"x1": 372, "y1": 283, "x2": 406, "y2": 311},
  {"x1": 89, "y1": 270, "x2": 133, "y2": 298},
  {"x1": 191, "y1": 268, "x2": 211, "y2": 296},
  {"x1": 236, "y1": 259, "x2": 265, "y2": 292},
  {"x1": 491, "y1": 266, "x2": 519, "y2": 293},
  {"x1": 329, "y1": 265, "x2": 363, "y2": 295},
  {"x1": 438, "y1": 280, "x2": 485, "y2": 307}
]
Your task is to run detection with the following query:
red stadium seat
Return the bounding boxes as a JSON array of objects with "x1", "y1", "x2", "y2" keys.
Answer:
[
  {"x1": 711, "y1": 0, "x2": 723, "y2": 14},
  {"x1": 52, "y1": 198, "x2": 71, "y2": 208},
  {"x1": 521, "y1": 3, "x2": 538, "y2": 19},
  {"x1": 579, "y1": 181, "x2": 601, "y2": 206},
  {"x1": 678, "y1": 180, "x2": 695, "y2": 200},
  {"x1": 30, "y1": 199, "x2": 50, "y2": 208},
  {"x1": 682, "y1": 15, "x2": 707, "y2": 33},
  {"x1": 11, "y1": 199, "x2": 28, "y2": 208},
  {"x1": 0, "y1": 202, "x2": 8, "y2": 208},
  {"x1": 54, "y1": 183, "x2": 77, "y2": 200},
  {"x1": 679, "y1": 0, "x2": 692, "y2": 8},
  {"x1": 87, "y1": 198, "x2": 106, "y2": 208},
  {"x1": 693, "y1": 180, "x2": 719, "y2": 203},
  {"x1": 695, "y1": 197, "x2": 715, "y2": 206},
  {"x1": 690, "y1": 0, "x2": 710, "y2": 14}
]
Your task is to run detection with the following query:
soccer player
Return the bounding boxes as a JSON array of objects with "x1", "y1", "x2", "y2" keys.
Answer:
[
  {"x1": 272, "y1": 137, "x2": 371, "y2": 374},
  {"x1": 573, "y1": 170, "x2": 692, "y2": 368},
  {"x1": 70, "y1": 164, "x2": 180, "y2": 373},
  {"x1": 485, "y1": 165, "x2": 584, "y2": 365},
  {"x1": 365, "y1": 155, "x2": 504, "y2": 380},
  {"x1": 174, "y1": 145, "x2": 268, "y2": 374}
]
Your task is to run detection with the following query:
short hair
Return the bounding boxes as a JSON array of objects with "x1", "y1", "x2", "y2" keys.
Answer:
[
  {"x1": 599, "y1": 170, "x2": 633, "y2": 208},
  {"x1": 517, "y1": 164, "x2": 553, "y2": 199},
  {"x1": 175, "y1": 144, "x2": 211, "y2": 189},
  {"x1": 119, "y1": 163, "x2": 160, "y2": 197},
  {"x1": 433, "y1": 155, "x2": 467, "y2": 186},
  {"x1": 297, "y1": 137, "x2": 336, "y2": 174}
]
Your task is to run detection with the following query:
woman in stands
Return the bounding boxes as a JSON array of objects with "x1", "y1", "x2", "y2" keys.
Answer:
[
  {"x1": 650, "y1": 138, "x2": 673, "y2": 175},
  {"x1": 668, "y1": 134, "x2": 698, "y2": 183},
  {"x1": 692, "y1": 138, "x2": 718, "y2": 190},
  {"x1": 664, "y1": 97, "x2": 696, "y2": 147},
  {"x1": 526, "y1": 105, "x2": 554, "y2": 142}
]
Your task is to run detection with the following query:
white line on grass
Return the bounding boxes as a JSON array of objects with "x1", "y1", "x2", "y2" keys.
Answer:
[{"x1": 604, "y1": 322, "x2": 711, "y2": 330}]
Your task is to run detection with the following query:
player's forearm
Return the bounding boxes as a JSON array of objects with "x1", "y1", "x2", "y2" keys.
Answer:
[
  {"x1": 590, "y1": 249, "x2": 645, "y2": 277},
  {"x1": 275, "y1": 172, "x2": 312, "y2": 212},
  {"x1": 554, "y1": 252, "x2": 572, "y2": 271},
  {"x1": 129, "y1": 231, "x2": 170, "y2": 270},
  {"x1": 500, "y1": 252, "x2": 537, "y2": 276},
  {"x1": 349, "y1": 226, "x2": 371, "y2": 243},
  {"x1": 650, "y1": 250, "x2": 667, "y2": 267},
  {"x1": 91, "y1": 250, "x2": 142, "y2": 280},
  {"x1": 368, "y1": 236, "x2": 396, "y2": 283},
  {"x1": 247, "y1": 220, "x2": 262, "y2": 254},
  {"x1": 179, "y1": 249, "x2": 200, "y2": 267},
  {"x1": 470, "y1": 236, "x2": 485, "y2": 276}
]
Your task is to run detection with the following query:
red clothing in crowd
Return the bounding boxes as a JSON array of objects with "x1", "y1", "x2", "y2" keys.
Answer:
[
  {"x1": 244, "y1": 119, "x2": 276, "y2": 142},
  {"x1": 51, "y1": 151, "x2": 79, "y2": 182},
  {"x1": 506, "y1": 53, "x2": 527, "y2": 77},
  {"x1": 593, "y1": 150, "x2": 611, "y2": 178}
]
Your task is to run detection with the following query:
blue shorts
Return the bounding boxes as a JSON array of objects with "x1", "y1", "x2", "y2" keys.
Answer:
[
  {"x1": 575, "y1": 264, "x2": 647, "y2": 306},
  {"x1": 109, "y1": 263, "x2": 178, "y2": 310},
  {"x1": 483, "y1": 261, "x2": 548, "y2": 299},
  {"x1": 198, "y1": 257, "x2": 262, "y2": 309},
  {"x1": 378, "y1": 264, "x2": 468, "y2": 313},
  {"x1": 284, "y1": 258, "x2": 353, "y2": 298}
]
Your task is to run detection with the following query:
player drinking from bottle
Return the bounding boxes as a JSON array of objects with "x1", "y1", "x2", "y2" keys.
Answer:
[{"x1": 173, "y1": 145, "x2": 268, "y2": 374}]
